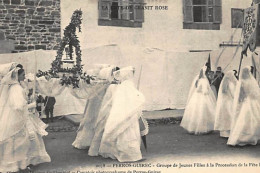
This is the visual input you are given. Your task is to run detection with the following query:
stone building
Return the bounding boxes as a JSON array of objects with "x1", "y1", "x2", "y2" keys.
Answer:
[
  {"x1": 0, "y1": 0, "x2": 258, "y2": 54},
  {"x1": 0, "y1": 0, "x2": 61, "y2": 53}
]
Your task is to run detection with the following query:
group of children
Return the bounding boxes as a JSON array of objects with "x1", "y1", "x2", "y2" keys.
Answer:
[{"x1": 181, "y1": 63, "x2": 260, "y2": 146}]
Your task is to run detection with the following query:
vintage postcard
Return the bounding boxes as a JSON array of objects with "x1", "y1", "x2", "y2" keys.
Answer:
[{"x1": 0, "y1": 0, "x2": 260, "y2": 173}]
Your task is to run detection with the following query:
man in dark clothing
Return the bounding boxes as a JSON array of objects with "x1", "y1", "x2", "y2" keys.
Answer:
[
  {"x1": 36, "y1": 94, "x2": 45, "y2": 117},
  {"x1": 205, "y1": 62, "x2": 211, "y2": 75},
  {"x1": 44, "y1": 96, "x2": 56, "y2": 123},
  {"x1": 213, "y1": 66, "x2": 225, "y2": 95}
]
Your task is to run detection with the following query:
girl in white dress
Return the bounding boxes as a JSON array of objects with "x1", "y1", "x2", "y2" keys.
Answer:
[
  {"x1": 181, "y1": 66, "x2": 216, "y2": 134},
  {"x1": 214, "y1": 71, "x2": 237, "y2": 138},
  {"x1": 99, "y1": 66, "x2": 146, "y2": 162},
  {"x1": 72, "y1": 65, "x2": 117, "y2": 153},
  {"x1": 73, "y1": 66, "x2": 148, "y2": 162},
  {"x1": 0, "y1": 67, "x2": 50, "y2": 172},
  {"x1": 227, "y1": 66, "x2": 260, "y2": 146}
]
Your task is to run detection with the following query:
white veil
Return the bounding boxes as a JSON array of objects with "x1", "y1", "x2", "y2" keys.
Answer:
[
  {"x1": 186, "y1": 65, "x2": 208, "y2": 103},
  {"x1": 0, "y1": 67, "x2": 26, "y2": 141},
  {"x1": 0, "y1": 62, "x2": 17, "y2": 80},
  {"x1": 215, "y1": 70, "x2": 237, "y2": 131},
  {"x1": 113, "y1": 66, "x2": 135, "y2": 82},
  {"x1": 216, "y1": 70, "x2": 237, "y2": 114},
  {"x1": 102, "y1": 66, "x2": 145, "y2": 140},
  {"x1": 219, "y1": 71, "x2": 237, "y2": 95},
  {"x1": 231, "y1": 66, "x2": 260, "y2": 129},
  {"x1": 0, "y1": 67, "x2": 20, "y2": 107},
  {"x1": 98, "y1": 65, "x2": 116, "y2": 82}
]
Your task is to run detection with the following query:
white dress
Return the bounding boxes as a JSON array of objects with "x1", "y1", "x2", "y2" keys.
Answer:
[
  {"x1": 214, "y1": 71, "x2": 237, "y2": 137},
  {"x1": 72, "y1": 84, "x2": 115, "y2": 153},
  {"x1": 0, "y1": 69, "x2": 50, "y2": 172},
  {"x1": 181, "y1": 67, "x2": 216, "y2": 134},
  {"x1": 99, "y1": 80, "x2": 145, "y2": 162},
  {"x1": 72, "y1": 65, "x2": 117, "y2": 153},
  {"x1": 73, "y1": 66, "x2": 147, "y2": 162},
  {"x1": 227, "y1": 67, "x2": 260, "y2": 146}
]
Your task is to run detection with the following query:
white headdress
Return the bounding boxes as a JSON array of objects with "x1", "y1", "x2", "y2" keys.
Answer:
[
  {"x1": 0, "y1": 62, "x2": 17, "y2": 75},
  {"x1": 186, "y1": 65, "x2": 208, "y2": 103},
  {"x1": 220, "y1": 70, "x2": 237, "y2": 95},
  {"x1": 113, "y1": 66, "x2": 135, "y2": 82},
  {"x1": 98, "y1": 65, "x2": 116, "y2": 81},
  {"x1": 1, "y1": 67, "x2": 20, "y2": 86}
]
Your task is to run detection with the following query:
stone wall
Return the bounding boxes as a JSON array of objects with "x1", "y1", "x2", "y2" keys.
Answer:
[{"x1": 0, "y1": 0, "x2": 61, "y2": 53}]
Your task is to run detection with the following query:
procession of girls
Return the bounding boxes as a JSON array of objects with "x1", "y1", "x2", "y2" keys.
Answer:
[
  {"x1": 0, "y1": 63, "x2": 147, "y2": 172},
  {"x1": 181, "y1": 63, "x2": 260, "y2": 146},
  {"x1": 1, "y1": 60, "x2": 260, "y2": 172}
]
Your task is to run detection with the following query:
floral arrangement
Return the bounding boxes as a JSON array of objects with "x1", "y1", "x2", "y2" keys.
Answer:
[
  {"x1": 36, "y1": 9, "x2": 92, "y2": 88},
  {"x1": 51, "y1": 9, "x2": 83, "y2": 75}
]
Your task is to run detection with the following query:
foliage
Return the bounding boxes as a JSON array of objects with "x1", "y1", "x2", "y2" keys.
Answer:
[{"x1": 37, "y1": 9, "x2": 89, "y2": 88}]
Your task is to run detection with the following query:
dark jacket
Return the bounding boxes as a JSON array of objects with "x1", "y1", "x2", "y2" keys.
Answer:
[
  {"x1": 213, "y1": 72, "x2": 224, "y2": 93},
  {"x1": 36, "y1": 95, "x2": 45, "y2": 111},
  {"x1": 44, "y1": 96, "x2": 56, "y2": 109}
]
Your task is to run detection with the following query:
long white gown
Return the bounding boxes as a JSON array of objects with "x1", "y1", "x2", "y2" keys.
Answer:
[
  {"x1": 0, "y1": 68, "x2": 50, "y2": 172},
  {"x1": 181, "y1": 66, "x2": 216, "y2": 134},
  {"x1": 214, "y1": 71, "x2": 237, "y2": 137},
  {"x1": 73, "y1": 66, "x2": 147, "y2": 162},
  {"x1": 72, "y1": 83, "x2": 113, "y2": 152},
  {"x1": 72, "y1": 65, "x2": 117, "y2": 153},
  {"x1": 227, "y1": 67, "x2": 260, "y2": 146},
  {"x1": 99, "y1": 67, "x2": 146, "y2": 162}
]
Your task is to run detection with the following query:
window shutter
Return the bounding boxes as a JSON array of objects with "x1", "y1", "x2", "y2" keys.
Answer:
[
  {"x1": 134, "y1": 5, "x2": 144, "y2": 22},
  {"x1": 99, "y1": 0, "x2": 111, "y2": 20},
  {"x1": 213, "y1": 0, "x2": 222, "y2": 23},
  {"x1": 183, "y1": 0, "x2": 193, "y2": 23},
  {"x1": 118, "y1": 0, "x2": 123, "y2": 19},
  {"x1": 121, "y1": 0, "x2": 130, "y2": 20}
]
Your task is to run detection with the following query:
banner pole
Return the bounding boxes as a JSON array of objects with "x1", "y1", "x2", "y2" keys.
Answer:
[
  {"x1": 238, "y1": 52, "x2": 244, "y2": 80},
  {"x1": 33, "y1": 51, "x2": 37, "y2": 115}
]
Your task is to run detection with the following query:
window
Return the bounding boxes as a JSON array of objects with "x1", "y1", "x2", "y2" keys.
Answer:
[
  {"x1": 98, "y1": 0, "x2": 144, "y2": 28},
  {"x1": 183, "y1": 0, "x2": 222, "y2": 30},
  {"x1": 231, "y1": 8, "x2": 244, "y2": 28},
  {"x1": 254, "y1": 0, "x2": 260, "y2": 4}
]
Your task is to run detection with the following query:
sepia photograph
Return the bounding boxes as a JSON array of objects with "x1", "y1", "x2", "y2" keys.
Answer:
[{"x1": 0, "y1": 0, "x2": 260, "y2": 172}]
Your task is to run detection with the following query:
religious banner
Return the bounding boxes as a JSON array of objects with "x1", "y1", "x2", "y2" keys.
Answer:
[
  {"x1": 252, "y1": 51, "x2": 260, "y2": 86},
  {"x1": 242, "y1": 4, "x2": 259, "y2": 54}
]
